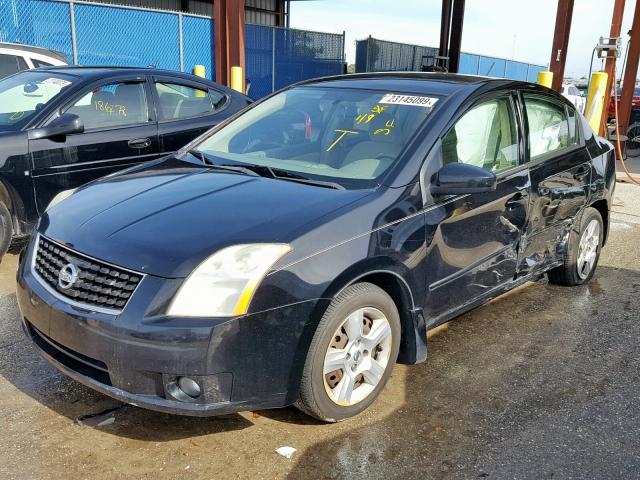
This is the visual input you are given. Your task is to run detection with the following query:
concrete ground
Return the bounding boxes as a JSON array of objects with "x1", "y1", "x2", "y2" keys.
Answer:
[{"x1": 1, "y1": 185, "x2": 639, "y2": 480}]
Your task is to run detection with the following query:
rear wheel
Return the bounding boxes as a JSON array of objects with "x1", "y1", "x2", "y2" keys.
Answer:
[
  {"x1": 548, "y1": 207, "x2": 603, "y2": 286},
  {"x1": 0, "y1": 201, "x2": 12, "y2": 259},
  {"x1": 295, "y1": 282, "x2": 400, "y2": 422}
]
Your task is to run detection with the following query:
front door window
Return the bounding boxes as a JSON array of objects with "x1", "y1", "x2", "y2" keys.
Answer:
[
  {"x1": 442, "y1": 97, "x2": 519, "y2": 174},
  {"x1": 65, "y1": 82, "x2": 149, "y2": 130}
]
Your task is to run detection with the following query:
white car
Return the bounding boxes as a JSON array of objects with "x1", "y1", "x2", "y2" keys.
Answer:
[
  {"x1": 0, "y1": 43, "x2": 68, "y2": 79},
  {"x1": 561, "y1": 83, "x2": 586, "y2": 114}
]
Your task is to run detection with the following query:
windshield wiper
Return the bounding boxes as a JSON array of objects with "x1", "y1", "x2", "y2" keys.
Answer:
[
  {"x1": 189, "y1": 149, "x2": 344, "y2": 189},
  {"x1": 190, "y1": 149, "x2": 260, "y2": 177},
  {"x1": 267, "y1": 168, "x2": 345, "y2": 190}
]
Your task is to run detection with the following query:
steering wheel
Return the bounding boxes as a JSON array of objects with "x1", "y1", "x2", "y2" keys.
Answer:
[
  {"x1": 241, "y1": 109, "x2": 310, "y2": 153},
  {"x1": 241, "y1": 133, "x2": 283, "y2": 153}
]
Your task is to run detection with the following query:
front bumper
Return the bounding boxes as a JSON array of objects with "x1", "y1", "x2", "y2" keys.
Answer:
[{"x1": 17, "y1": 241, "x2": 328, "y2": 416}]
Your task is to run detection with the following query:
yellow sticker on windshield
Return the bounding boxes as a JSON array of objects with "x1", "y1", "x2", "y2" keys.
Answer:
[{"x1": 380, "y1": 94, "x2": 438, "y2": 108}]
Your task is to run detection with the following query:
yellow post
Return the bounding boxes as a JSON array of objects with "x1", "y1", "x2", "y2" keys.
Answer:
[
  {"x1": 193, "y1": 65, "x2": 206, "y2": 78},
  {"x1": 230, "y1": 66, "x2": 244, "y2": 93},
  {"x1": 585, "y1": 71, "x2": 609, "y2": 133},
  {"x1": 192, "y1": 65, "x2": 207, "y2": 97},
  {"x1": 537, "y1": 71, "x2": 554, "y2": 88}
]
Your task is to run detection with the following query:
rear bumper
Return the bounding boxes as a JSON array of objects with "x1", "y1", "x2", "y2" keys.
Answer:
[{"x1": 17, "y1": 240, "x2": 328, "y2": 416}]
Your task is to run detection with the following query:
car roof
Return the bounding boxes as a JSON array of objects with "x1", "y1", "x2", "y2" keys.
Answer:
[
  {"x1": 295, "y1": 72, "x2": 539, "y2": 97},
  {"x1": 0, "y1": 42, "x2": 68, "y2": 62},
  {"x1": 23, "y1": 65, "x2": 245, "y2": 96}
]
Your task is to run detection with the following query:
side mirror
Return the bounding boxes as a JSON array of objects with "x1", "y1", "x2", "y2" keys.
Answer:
[
  {"x1": 430, "y1": 163, "x2": 497, "y2": 195},
  {"x1": 28, "y1": 113, "x2": 84, "y2": 140}
]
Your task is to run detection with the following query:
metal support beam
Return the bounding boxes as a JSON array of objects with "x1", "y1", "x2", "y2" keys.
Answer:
[
  {"x1": 214, "y1": 0, "x2": 246, "y2": 89},
  {"x1": 438, "y1": 0, "x2": 453, "y2": 70},
  {"x1": 601, "y1": 0, "x2": 626, "y2": 136},
  {"x1": 549, "y1": 0, "x2": 575, "y2": 92},
  {"x1": 619, "y1": 1, "x2": 640, "y2": 135},
  {"x1": 448, "y1": 0, "x2": 465, "y2": 73}
]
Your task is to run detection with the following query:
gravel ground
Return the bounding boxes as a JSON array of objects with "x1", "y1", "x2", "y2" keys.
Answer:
[{"x1": 0, "y1": 184, "x2": 638, "y2": 480}]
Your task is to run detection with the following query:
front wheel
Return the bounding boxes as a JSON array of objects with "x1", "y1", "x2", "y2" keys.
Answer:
[
  {"x1": 548, "y1": 207, "x2": 603, "y2": 286},
  {"x1": 295, "y1": 282, "x2": 400, "y2": 422}
]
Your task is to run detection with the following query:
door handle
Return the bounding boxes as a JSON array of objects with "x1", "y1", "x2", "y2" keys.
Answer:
[{"x1": 128, "y1": 138, "x2": 151, "y2": 149}]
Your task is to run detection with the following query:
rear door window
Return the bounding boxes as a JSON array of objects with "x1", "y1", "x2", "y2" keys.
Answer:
[
  {"x1": 155, "y1": 82, "x2": 224, "y2": 121},
  {"x1": 65, "y1": 81, "x2": 149, "y2": 130},
  {"x1": 523, "y1": 94, "x2": 575, "y2": 160}
]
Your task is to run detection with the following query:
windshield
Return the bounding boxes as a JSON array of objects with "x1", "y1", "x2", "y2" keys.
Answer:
[
  {"x1": 195, "y1": 86, "x2": 440, "y2": 188},
  {"x1": 0, "y1": 71, "x2": 77, "y2": 132}
]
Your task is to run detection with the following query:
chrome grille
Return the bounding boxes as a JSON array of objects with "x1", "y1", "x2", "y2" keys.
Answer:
[{"x1": 33, "y1": 235, "x2": 142, "y2": 313}]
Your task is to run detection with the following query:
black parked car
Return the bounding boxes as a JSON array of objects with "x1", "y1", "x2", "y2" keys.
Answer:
[
  {"x1": 0, "y1": 66, "x2": 251, "y2": 255},
  {"x1": 17, "y1": 73, "x2": 615, "y2": 422}
]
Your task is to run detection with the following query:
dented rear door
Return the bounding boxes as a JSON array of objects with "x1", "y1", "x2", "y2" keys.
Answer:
[{"x1": 517, "y1": 92, "x2": 590, "y2": 275}]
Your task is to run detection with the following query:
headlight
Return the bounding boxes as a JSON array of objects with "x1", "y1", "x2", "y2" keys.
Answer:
[
  {"x1": 168, "y1": 244, "x2": 291, "y2": 317},
  {"x1": 46, "y1": 188, "x2": 77, "y2": 212}
]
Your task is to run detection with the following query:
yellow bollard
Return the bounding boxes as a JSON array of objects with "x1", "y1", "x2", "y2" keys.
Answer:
[
  {"x1": 230, "y1": 66, "x2": 244, "y2": 93},
  {"x1": 193, "y1": 65, "x2": 206, "y2": 78},
  {"x1": 537, "y1": 71, "x2": 553, "y2": 88},
  {"x1": 192, "y1": 65, "x2": 207, "y2": 97},
  {"x1": 585, "y1": 71, "x2": 608, "y2": 133}
]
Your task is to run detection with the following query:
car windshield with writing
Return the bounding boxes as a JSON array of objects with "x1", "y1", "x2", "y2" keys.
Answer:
[
  {"x1": 194, "y1": 87, "x2": 440, "y2": 189},
  {"x1": 0, "y1": 70, "x2": 77, "y2": 132}
]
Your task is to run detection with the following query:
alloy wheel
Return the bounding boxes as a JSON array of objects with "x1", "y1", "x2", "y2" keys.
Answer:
[
  {"x1": 323, "y1": 307, "x2": 393, "y2": 406},
  {"x1": 577, "y1": 219, "x2": 600, "y2": 280}
]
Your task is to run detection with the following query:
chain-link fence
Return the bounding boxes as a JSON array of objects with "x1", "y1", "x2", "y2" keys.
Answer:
[
  {"x1": 246, "y1": 24, "x2": 345, "y2": 99},
  {"x1": 356, "y1": 37, "x2": 438, "y2": 73},
  {"x1": 0, "y1": 0, "x2": 344, "y2": 98},
  {"x1": 356, "y1": 36, "x2": 546, "y2": 82}
]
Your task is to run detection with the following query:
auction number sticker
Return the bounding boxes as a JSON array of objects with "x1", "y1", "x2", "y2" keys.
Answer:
[{"x1": 380, "y1": 94, "x2": 438, "y2": 108}]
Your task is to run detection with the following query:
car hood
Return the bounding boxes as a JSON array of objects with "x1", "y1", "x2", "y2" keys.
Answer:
[{"x1": 40, "y1": 158, "x2": 372, "y2": 278}]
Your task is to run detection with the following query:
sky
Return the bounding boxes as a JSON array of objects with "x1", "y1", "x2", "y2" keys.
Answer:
[{"x1": 290, "y1": 0, "x2": 637, "y2": 79}]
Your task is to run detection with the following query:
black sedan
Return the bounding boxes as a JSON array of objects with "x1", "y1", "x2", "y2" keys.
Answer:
[
  {"x1": 0, "y1": 66, "x2": 251, "y2": 256},
  {"x1": 17, "y1": 73, "x2": 615, "y2": 422}
]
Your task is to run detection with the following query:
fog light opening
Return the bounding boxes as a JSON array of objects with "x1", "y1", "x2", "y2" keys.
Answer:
[{"x1": 177, "y1": 376, "x2": 202, "y2": 398}]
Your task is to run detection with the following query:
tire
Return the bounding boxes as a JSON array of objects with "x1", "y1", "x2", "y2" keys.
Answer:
[
  {"x1": 548, "y1": 207, "x2": 603, "y2": 286},
  {"x1": 0, "y1": 201, "x2": 12, "y2": 259},
  {"x1": 295, "y1": 282, "x2": 401, "y2": 422},
  {"x1": 626, "y1": 123, "x2": 640, "y2": 159}
]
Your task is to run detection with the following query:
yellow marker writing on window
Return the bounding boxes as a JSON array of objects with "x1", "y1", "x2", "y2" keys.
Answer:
[
  {"x1": 374, "y1": 119, "x2": 395, "y2": 136},
  {"x1": 356, "y1": 113, "x2": 375, "y2": 124},
  {"x1": 9, "y1": 111, "x2": 25, "y2": 121},
  {"x1": 326, "y1": 129, "x2": 358, "y2": 152}
]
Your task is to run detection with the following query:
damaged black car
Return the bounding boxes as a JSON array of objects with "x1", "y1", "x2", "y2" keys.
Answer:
[{"x1": 17, "y1": 73, "x2": 615, "y2": 422}]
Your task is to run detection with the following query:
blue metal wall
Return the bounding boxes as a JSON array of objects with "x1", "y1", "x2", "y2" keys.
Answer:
[
  {"x1": 356, "y1": 37, "x2": 547, "y2": 82},
  {"x1": 0, "y1": 0, "x2": 73, "y2": 59},
  {"x1": 246, "y1": 25, "x2": 345, "y2": 99},
  {"x1": 0, "y1": 0, "x2": 344, "y2": 98},
  {"x1": 182, "y1": 15, "x2": 215, "y2": 83},
  {"x1": 74, "y1": 4, "x2": 181, "y2": 69},
  {"x1": 245, "y1": 24, "x2": 274, "y2": 99}
]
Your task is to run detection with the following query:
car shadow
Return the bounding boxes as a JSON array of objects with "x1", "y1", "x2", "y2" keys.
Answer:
[{"x1": 279, "y1": 265, "x2": 640, "y2": 479}]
